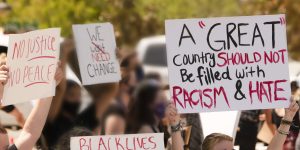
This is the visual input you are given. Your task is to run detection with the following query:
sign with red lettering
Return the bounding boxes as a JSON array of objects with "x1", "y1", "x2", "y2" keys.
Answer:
[
  {"x1": 165, "y1": 14, "x2": 290, "y2": 113},
  {"x1": 72, "y1": 23, "x2": 121, "y2": 85},
  {"x1": 70, "y1": 133, "x2": 164, "y2": 150},
  {"x1": 2, "y1": 28, "x2": 60, "y2": 105}
]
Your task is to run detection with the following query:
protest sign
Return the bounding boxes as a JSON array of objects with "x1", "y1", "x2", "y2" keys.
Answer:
[
  {"x1": 70, "y1": 133, "x2": 164, "y2": 150},
  {"x1": 2, "y1": 28, "x2": 60, "y2": 105},
  {"x1": 165, "y1": 14, "x2": 290, "y2": 113},
  {"x1": 72, "y1": 23, "x2": 121, "y2": 85}
]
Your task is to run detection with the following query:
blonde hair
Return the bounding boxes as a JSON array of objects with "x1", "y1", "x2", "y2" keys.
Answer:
[{"x1": 202, "y1": 133, "x2": 233, "y2": 150}]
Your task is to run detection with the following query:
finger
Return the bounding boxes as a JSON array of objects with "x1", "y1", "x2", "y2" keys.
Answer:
[{"x1": 0, "y1": 65, "x2": 8, "y2": 71}]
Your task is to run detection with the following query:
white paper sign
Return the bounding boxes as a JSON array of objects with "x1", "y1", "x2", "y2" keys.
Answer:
[
  {"x1": 72, "y1": 23, "x2": 121, "y2": 85},
  {"x1": 2, "y1": 28, "x2": 60, "y2": 105},
  {"x1": 70, "y1": 133, "x2": 164, "y2": 150},
  {"x1": 165, "y1": 14, "x2": 290, "y2": 113}
]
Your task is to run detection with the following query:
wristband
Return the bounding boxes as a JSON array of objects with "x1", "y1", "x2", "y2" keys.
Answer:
[
  {"x1": 278, "y1": 129, "x2": 289, "y2": 135},
  {"x1": 171, "y1": 120, "x2": 182, "y2": 133},
  {"x1": 281, "y1": 119, "x2": 293, "y2": 126}
]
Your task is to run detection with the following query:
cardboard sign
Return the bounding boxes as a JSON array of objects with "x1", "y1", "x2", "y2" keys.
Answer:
[
  {"x1": 165, "y1": 14, "x2": 290, "y2": 113},
  {"x1": 70, "y1": 133, "x2": 164, "y2": 150},
  {"x1": 72, "y1": 23, "x2": 121, "y2": 85},
  {"x1": 2, "y1": 28, "x2": 60, "y2": 105}
]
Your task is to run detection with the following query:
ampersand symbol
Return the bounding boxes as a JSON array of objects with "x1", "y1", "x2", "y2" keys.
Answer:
[{"x1": 234, "y1": 80, "x2": 246, "y2": 100}]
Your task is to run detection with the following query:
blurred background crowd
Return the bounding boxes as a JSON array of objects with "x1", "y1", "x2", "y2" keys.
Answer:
[{"x1": 0, "y1": 0, "x2": 300, "y2": 150}]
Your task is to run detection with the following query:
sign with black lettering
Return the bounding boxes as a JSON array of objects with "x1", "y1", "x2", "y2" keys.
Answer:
[
  {"x1": 165, "y1": 14, "x2": 290, "y2": 113},
  {"x1": 72, "y1": 23, "x2": 121, "y2": 85}
]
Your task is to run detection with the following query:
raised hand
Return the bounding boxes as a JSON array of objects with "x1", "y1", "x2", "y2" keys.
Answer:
[
  {"x1": 284, "y1": 100, "x2": 299, "y2": 121},
  {"x1": 0, "y1": 64, "x2": 9, "y2": 103},
  {"x1": 54, "y1": 61, "x2": 64, "y2": 86},
  {"x1": 166, "y1": 103, "x2": 180, "y2": 126}
]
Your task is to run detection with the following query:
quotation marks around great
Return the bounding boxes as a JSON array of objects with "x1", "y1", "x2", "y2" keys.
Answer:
[
  {"x1": 2, "y1": 28, "x2": 61, "y2": 105},
  {"x1": 165, "y1": 14, "x2": 290, "y2": 113},
  {"x1": 70, "y1": 133, "x2": 164, "y2": 150},
  {"x1": 198, "y1": 21, "x2": 206, "y2": 28},
  {"x1": 72, "y1": 23, "x2": 121, "y2": 85},
  {"x1": 279, "y1": 17, "x2": 286, "y2": 25}
]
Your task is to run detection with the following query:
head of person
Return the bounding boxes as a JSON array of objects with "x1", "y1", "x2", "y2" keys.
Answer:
[
  {"x1": 120, "y1": 52, "x2": 139, "y2": 71},
  {"x1": 85, "y1": 82, "x2": 119, "y2": 120},
  {"x1": 127, "y1": 79, "x2": 166, "y2": 133},
  {"x1": 202, "y1": 133, "x2": 233, "y2": 150},
  {"x1": 102, "y1": 105, "x2": 126, "y2": 135},
  {"x1": 62, "y1": 80, "x2": 81, "y2": 116},
  {"x1": 0, "y1": 126, "x2": 9, "y2": 150},
  {"x1": 56, "y1": 127, "x2": 93, "y2": 150}
]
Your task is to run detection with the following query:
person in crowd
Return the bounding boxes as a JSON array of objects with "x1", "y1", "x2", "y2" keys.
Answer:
[
  {"x1": 43, "y1": 80, "x2": 82, "y2": 149},
  {"x1": 75, "y1": 82, "x2": 119, "y2": 132},
  {"x1": 101, "y1": 104, "x2": 126, "y2": 135},
  {"x1": 68, "y1": 46, "x2": 120, "y2": 132},
  {"x1": 202, "y1": 133, "x2": 233, "y2": 150},
  {"x1": 56, "y1": 127, "x2": 93, "y2": 150},
  {"x1": 126, "y1": 79, "x2": 167, "y2": 133},
  {"x1": 0, "y1": 62, "x2": 63, "y2": 150},
  {"x1": 0, "y1": 46, "x2": 25, "y2": 128},
  {"x1": 272, "y1": 81, "x2": 300, "y2": 149},
  {"x1": 117, "y1": 70, "x2": 136, "y2": 112},
  {"x1": 126, "y1": 79, "x2": 184, "y2": 150},
  {"x1": 201, "y1": 100, "x2": 299, "y2": 150},
  {"x1": 120, "y1": 52, "x2": 144, "y2": 82}
]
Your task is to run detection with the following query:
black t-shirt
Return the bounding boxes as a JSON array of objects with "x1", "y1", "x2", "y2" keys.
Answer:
[
  {"x1": 43, "y1": 114, "x2": 75, "y2": 149},
  {"x1": 8, "y1": 144, "x2": 17, "y2": 150},
  {"x1": 75, "y1": 104, "x2": 99, "y2": 131}
]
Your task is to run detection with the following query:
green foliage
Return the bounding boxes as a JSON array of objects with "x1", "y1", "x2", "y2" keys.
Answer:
[{"x1": 1, "y1": 0, "x2": 299, "y2": 59}]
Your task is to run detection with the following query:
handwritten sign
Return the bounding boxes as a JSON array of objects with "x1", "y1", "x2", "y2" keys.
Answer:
[
  {"x1": 2, "y1": 28, "x2": 60, "y2": 105},
  {"x1": 72, "y1": 23, "x2": 121, "y2": 85},
  {"x1": 70, "y1": 133, "x2": 164, "y2": 150},
  {"x1": 165, "y1": 14, "x2": 290, "y2": 113}
]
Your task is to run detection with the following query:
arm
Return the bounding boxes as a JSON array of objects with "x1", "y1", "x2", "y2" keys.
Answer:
[
  {"x1": 13, "y1": 63, "x2": 64, "y2": 149},
  {"x1": 267, "y1": 101, "x2": 299, "y2": 150},
  {"x1": 14, "y1": 97, "x2": 53, "y2": 149},
  {"x1": 166, "y1": 103, "x2": 184, "y2": 150}
]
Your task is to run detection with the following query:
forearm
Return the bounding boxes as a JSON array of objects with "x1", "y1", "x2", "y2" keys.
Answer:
[
  {"x1": 15, "y1": 97, "x2": 53, "y2": 149},
  {"x1": 171, "y1": 131, "x2": 184, "y2": 150},
  {"x1": 267, "y1": 124, "x2": 290, "y2": 150}
]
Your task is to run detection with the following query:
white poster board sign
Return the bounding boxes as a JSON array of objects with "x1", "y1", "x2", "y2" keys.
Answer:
[
  {"x1": 165, "y1": 14, "x2": 291, "y2": 113},
  {"x1": 200, "y1": 111, "x2": 240, "y2": 139},
  {"x1": 72, "y1": 23, "x2": 121, "y2": 85},
  {"x1": 2, "y1": 28, "x2": 60, "y2": 105},
  {"x1": 70, "y1": 133, "x2": 164, "y2": 150}
]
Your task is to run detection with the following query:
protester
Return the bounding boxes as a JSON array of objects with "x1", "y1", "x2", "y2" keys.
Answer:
[
  {"x1": 56, "y1": 127, "x2": 93, "y2": 150},
  {"x1": 43, "y1": 80, "x2": 82, "y2": 149},
  {"x1": 75, "y1": 83, "x2": 119, "y2": 132},
  {"x1": 126, "y1": 79, "x2": 184, "y2": 150},
  {"x1": 120, "y1": 52, "x2": 144, "y2": 82},
  {"x1": 202, "y1": 133, "x2": 233, "y2": 150},
  {"x1": 0, "y1": 45, "x2": 25, "y2": 128},
  {"x1": 127, "y1": 79, "x2": 166, "y2": 133},
  {"x1": 0, "y1": 62, "x2": 63, "y2": 150},
  {"x1": 101, "y1": 104, "x2": 126, "y2": 135},
  {"x1": 201, "y1": 100, "x2": 299, "y2": 150}
]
